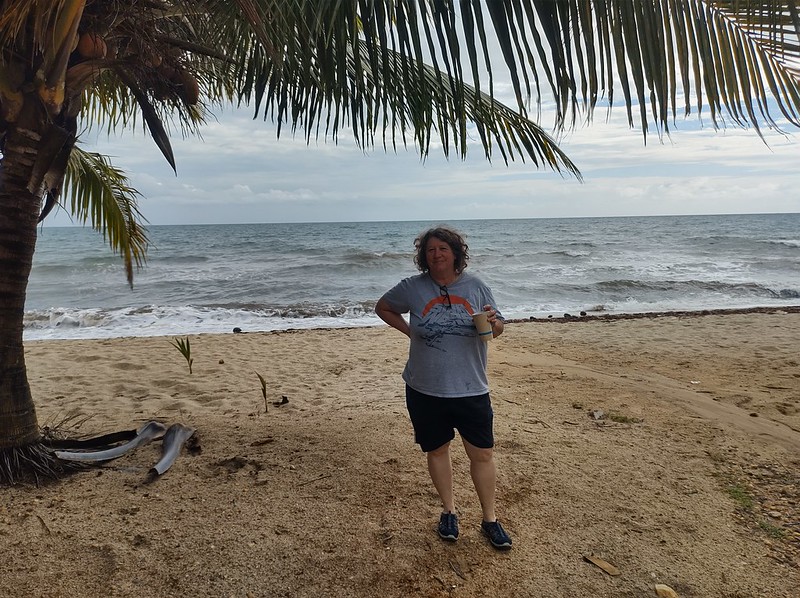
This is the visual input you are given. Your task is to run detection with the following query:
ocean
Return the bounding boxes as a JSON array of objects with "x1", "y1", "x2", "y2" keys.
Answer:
[{"x1": 24, "y1": 213, "x2": 800, "y2": 340}]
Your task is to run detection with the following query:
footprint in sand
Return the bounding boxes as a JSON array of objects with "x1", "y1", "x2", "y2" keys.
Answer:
[
  {"x1": 74, "y1": 353, "x2": 104, "y2": 362},
  {"x1": 111, "y1": 362, "x2": 142, "y2": 371}
]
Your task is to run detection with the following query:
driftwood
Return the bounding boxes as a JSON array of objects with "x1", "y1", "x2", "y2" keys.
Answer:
[{"x1": 54, "y1": 421, "x2": 166, "y2": 462}]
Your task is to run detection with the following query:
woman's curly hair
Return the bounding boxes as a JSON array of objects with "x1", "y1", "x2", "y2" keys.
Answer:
[{"x1": 413, "y1": 226, "x2": 470, "y2": 274}]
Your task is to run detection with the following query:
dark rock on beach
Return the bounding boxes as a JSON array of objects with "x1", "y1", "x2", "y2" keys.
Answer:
[{"x1": 510, "y1": 305, "x2": 800, "y2": 325}]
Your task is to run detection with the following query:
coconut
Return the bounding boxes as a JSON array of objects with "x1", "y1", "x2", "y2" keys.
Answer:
[
  {"x1": 158, "y1": 64, "x2": 177, "y2": 81},
  {"x1": 76, "y1": 33, "x2": 107, "y2": 60},
  {"x1": 176, "y1": 70, "x2": 200, "y2": 105},
  {"x1": 143, "y1": 51, "x2": 163, "y2": 68}
]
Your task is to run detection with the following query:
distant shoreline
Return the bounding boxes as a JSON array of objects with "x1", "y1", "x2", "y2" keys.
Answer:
[{"x1": 507, "y1": 304, "x2": 800, "y2": 324}]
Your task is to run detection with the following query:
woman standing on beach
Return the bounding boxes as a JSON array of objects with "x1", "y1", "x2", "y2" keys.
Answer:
[{"x1": 375, "y1": 226, "x2": 512, "y2": 550}]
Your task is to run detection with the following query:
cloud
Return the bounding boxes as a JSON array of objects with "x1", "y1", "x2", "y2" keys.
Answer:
[{"x1": 45, "y1": 96, "x2": 799, "y2": 228}]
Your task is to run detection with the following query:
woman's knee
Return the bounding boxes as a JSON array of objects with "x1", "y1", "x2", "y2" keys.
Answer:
[
  {"x1": 427, "y1": 441, "x2": 451, "y2": 458},
  {"x1": 463, "y1": 440, "x2": 493, "y2": 463}
]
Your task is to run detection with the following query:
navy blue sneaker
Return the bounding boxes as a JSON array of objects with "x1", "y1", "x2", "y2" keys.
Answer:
[
  {"x1": 481, "y1": 520, "x2": 512, "y2": 550},
  {"x1": 438, "y1": 512, "x2": 459, "y2": 541}
]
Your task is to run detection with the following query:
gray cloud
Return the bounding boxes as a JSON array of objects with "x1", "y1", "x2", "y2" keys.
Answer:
[{"x1": 45, "y1": 101, "x2": 799, "y2": 227}]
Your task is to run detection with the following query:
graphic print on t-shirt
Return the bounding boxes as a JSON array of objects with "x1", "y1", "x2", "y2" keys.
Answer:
[{"x1": 417, "y1": 292, "x2": 477, "y2": 350}]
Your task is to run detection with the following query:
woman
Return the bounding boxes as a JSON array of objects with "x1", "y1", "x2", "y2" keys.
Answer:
[{"x1": 375, "y1": 226, "x2": 512, "y2": 550}]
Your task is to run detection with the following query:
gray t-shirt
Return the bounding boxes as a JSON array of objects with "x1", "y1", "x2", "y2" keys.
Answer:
[{"x1": 380, "y1": 271, "x2": 502, "y2": 397}]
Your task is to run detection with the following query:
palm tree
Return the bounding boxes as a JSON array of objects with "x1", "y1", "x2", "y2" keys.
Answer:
[{"x1": 1, "y1": 1, "x2": 799, "y2": 484}]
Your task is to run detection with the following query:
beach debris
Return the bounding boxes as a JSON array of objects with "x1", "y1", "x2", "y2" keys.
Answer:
[
  {"x1": 43, "y1": 428, "x2": 137, "y2": 450},
  {"x1": 250, "y1": 437, "x2": 275, "y2": 447},
  {"x1": 449, "y1": 558, "x2": 468, "y2": 580},
  {"x1": 378, "y1": 529, "x2": 394, "y2": 547},
  {"x1": 297, "y1": 473, "x2": 332, "y2": 487},
  {"x1": 608, "y1": 412, "x2": 642, "y2": 424},
  {"x1": 45, "y1": 419, "x2": 199, "y2": 481},
  {"x1": 148, "y1": 423, "x2": 196, "y2": 478},
  {"x1": 590, "y1": 409, "x2": 606, "y2": 421},
  {"x1": 35, "y1": 514, "x2": 52, "y2": 535},
  {"x1": 273, "y1": 395, "x2": 289, "y2": 407},
  {"x1": 583, "y1": 554, "x2": 621, "y2": 576},
  {"x1": 654, "y1": 583, "x2": 679, "y2": 597},
  {"x1": 170, "y1": 336, "x2": 194, "y2": 374},
  {"x1": 54, "y1": 421, "x2": 167, "y2": 462},
  {"x1": 689, "y1": 380, "x2": 700, "y2": 385}
]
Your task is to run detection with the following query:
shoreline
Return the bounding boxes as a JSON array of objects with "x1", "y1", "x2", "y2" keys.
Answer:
[{"x1": 24, "y1": 304, "x2": 800, "y2": 343}]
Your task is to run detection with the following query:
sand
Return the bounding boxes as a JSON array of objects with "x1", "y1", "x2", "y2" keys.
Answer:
[{"x1": 2, "y1": 310, "x2": 799, "y2": 597}]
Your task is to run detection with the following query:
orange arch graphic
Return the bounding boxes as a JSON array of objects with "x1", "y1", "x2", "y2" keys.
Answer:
[{"x1": 422, "y1": 295, "x2": 475, "y2": 317}]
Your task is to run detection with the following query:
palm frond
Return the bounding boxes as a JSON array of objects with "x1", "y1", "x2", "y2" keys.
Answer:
[
  {"x1": 230, "y1": 0, "x2": 800, "y2": 164},
  {"x1": 494, "y1": 1, "x2": 800, "y2": 137},
  {"x1": 231, "y1": 1, "x2": 574, "y2": 171},
  {"x1": 0, "y1": 1, "x2": 70, "y2": 48},
  {"x1": 63, "y1": 147, "x2": 149, "y2": 286},
  {"x1": 115, "y1": 69, "x2": 177, "y2": 171}
]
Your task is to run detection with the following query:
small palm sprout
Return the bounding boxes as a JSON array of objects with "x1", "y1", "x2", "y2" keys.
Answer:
[
  {"x1": 171, "y1": 337, "x2": 193, "y2": 374},
  {"x1": 256, "y1": 372, "x2": 268, "y2": 413}
]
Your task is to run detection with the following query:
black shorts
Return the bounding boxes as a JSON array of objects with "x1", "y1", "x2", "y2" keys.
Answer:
[{"x1": 405, "y1": 385, "x2": 494, "y2": 452}]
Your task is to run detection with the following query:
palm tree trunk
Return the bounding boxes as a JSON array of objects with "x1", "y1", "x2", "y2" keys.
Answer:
[{"x1": 0, "y1": 119, "x2": 45, "y2": 451}]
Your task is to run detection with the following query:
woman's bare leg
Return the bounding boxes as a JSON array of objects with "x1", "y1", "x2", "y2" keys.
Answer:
[
  {"x1": 426, "y1": 442, "x2": 455, "y2": 513},
  {"x1": 462, "y1": 439, "x2": 496, "y2": 521}
]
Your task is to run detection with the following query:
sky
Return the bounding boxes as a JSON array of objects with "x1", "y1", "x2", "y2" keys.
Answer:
[{"x1": 44, "y1": 91, "x2": 800, "y2": 227}]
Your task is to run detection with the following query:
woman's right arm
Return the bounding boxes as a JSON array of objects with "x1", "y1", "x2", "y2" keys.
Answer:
[{"x1": 375, "y1": 297, "x2": 411, "y2": 338}]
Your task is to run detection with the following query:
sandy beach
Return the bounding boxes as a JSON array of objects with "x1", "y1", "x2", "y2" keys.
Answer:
[{"x1": 2, "y1": 310, "x2": 799, "y2": 597}]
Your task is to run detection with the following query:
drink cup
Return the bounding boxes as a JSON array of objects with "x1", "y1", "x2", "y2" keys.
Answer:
[{"x1": 472, "y1": 311, "x2": 493, "y2": 342}]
